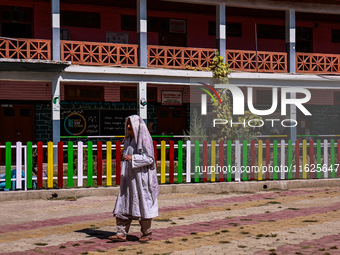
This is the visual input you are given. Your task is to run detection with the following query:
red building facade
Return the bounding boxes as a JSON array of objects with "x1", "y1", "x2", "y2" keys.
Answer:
[{"x1": 0, "y1": 0, "x2": 339, "y2": 145}]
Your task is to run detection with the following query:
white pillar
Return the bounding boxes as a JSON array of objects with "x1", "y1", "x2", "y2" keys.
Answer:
[
  {"x1": 138, "y1": 82, "x2": 147, "y2": 121},
  {"x1": 137, "y1": 0, "x2": 147, "y2": 67},
  {"x1": 285, "y1": 9, "x2": 296, "y2": 73},
  {"x1": 52, "y1": 75, "x2": 61, "y2": 163},
  {"x1": 290, "y1": 92, "x2": 297, "y2": 141},
  {"x1": 52, "y1": 0, "x2": 61, "y2": 61},
  {"x1": 216, "y1": 3, "x2": 226, "y2": 60}
]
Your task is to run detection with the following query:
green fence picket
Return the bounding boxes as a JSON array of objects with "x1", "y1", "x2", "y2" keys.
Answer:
[
  {"x1": 68, "y1": 142, "x2": 73, "y2": 187},
  {"x1": 227, "y1": 140, "x2": 232, "y2": 181},
  {"x1": 27, "y1": 142, "x2": 33, "y2": 189},
  {"x1": 87, "y1": 142, "x2": 93, "y2": 186},
  {"x1": 5, "y1": 142, "x2": 11, "y2": 190},
  {"x1": 331, "y1": 139, "x2": 335, "y2": 178},
  {"x1": 242, "y1": 140, "x2": 247, "y2": 181},
  {"x1": 178, "y1": 140, "x2": 183, "y2": 183},
  {"x1": 288, "y1": 140, "x2": 292, "y2": 179},
  {"x1": 195, "y1": 140, "x2": 199, "y2": 182}
]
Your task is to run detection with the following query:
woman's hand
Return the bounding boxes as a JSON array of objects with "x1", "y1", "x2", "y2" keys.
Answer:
[{"x1": 123, "y1": 155, "x2": 133, "y2": 161}]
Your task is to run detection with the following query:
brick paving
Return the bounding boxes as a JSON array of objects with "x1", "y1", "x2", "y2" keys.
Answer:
[{"x1": 1, "y1": 186, "x2": 340, "y2": 254}]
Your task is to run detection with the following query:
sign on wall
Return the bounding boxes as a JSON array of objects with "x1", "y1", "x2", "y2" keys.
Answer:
[
  {"x1": 161, "y1": 91, "x2": 183, "y2": 106},
  {"x1": 61, "y1": 109, "x2": 136, "y2": 136}
]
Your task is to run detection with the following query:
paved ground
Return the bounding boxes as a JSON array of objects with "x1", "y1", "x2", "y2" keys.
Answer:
[{"x1": 1, "y1": 186, "x2": 340, "y2": 255}]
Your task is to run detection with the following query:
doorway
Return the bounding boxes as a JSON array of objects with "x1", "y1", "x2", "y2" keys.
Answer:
[
  {"x1": 296, "y1": 27, "x2": 313, "y2": 53},
  {"x1": 157, "y1": 106, "x2": 185, "y2": 135},
  {"x1": 0, "y1": 104, "x2": 35, "y2": 144}
]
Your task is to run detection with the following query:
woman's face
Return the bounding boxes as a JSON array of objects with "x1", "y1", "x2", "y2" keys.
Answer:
[{"x1": 127, "y1": 119, "x2": 134, "y2": 138}]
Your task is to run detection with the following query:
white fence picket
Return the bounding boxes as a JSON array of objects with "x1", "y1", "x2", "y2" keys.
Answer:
[
  {"x1": 16, "y1": 142, "x2": 22, "y2": 189},
  {"x1": 78, "y1": 141, "x2": 83, "y2": 187},
  {"x1": 186, "y1": 140, "x2": 191, "y2": 183}
]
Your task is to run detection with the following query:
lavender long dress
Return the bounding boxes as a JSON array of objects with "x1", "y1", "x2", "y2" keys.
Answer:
[{"x1": 113, "y1": 115, "x2": 159, "y2": 220}]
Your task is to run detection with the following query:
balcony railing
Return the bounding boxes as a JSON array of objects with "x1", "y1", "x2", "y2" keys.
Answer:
[
  {"x1": 61, "y1": 40, "x2": 138, "y2": 66},
  {"x1": 148, "y1": 45, "x2": 287, "y2": 73},
  {"x1": 0, "y1": 38, "x2": 51, "y2": 60},
  {"x1": 2, "y1": 37, "x2": 340, "y2": 75},
  {"x1": 296, "y1": 53, "x2": 340, "y2": 74},
  {"x1": 148, "y1": 45, "x2": 216, "y2": 69},
  {"x1": 226, "y1": 50, "x2": 287, "y2": 73}
]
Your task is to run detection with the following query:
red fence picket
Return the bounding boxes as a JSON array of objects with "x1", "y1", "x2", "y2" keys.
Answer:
[
  {"x1": 251, "y1": 140, "x2": 255, "y2": 181},
  {"x1": 203, "y1": 140, "x2": 208, "y2": 182},
  {"x1": 37, "y1": 142, "x2": 43, "y2": 188},
  {"x1": 58, "y1": 142, "x2": 63, "y2": 188},
  {"x1": 116, "y1": 141, "x2": 121, "y2": 185},
  {"x1": 266, "y1": 140, "x2": 270, "y2": 180},
  {"x1": 169, "y1": 140, "x2": 174, "y2": 184},
  {"x1": 295, "y1": 140, "x2": 300, "y2": 179},
  {"x1": 219, "y1": 140, "x2": 224, "y2": 182},
  {"x1": 97, "y1": 141, "x2": 103, "y2": 186},
  {"x1": 153, "y1": 141, "x2": 157, "y2": 168},
  {"x1": 310, "y1": 140, "x2": 314, "y2": 179}
]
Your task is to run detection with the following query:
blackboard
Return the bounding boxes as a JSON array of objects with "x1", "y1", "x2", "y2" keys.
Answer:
[
  {"x1": 61, "y1": 109, "x2": 136, "y2": 136},
  {"x1": 101, "y1": 110, "x2": 136, "y2": 135}
]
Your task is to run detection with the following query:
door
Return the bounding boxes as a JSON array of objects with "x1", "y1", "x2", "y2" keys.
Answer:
[
  {"x1": 0, "y1": 104, "x2": 35, "y2": 144},
  {"x1": 157, "y1": 106, "x2": 185, "y2": 135},
  {"x1": 296, "y1": 27, "x2": 313, "y2": 53}
]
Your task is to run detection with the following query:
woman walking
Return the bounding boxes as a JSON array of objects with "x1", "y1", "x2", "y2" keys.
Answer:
[{"x1": 109, "y1": 115, "x2": 159, "y2": 242}]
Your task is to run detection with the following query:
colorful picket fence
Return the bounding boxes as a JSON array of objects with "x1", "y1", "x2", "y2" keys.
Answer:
[{"x1": 0, "y1": 139, "x2": 339, "y2": 191}]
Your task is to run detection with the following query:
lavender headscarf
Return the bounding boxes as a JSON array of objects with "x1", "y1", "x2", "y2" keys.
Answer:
[{"x1": 124, "y1": 115, "x2": 159, "y2": 201}]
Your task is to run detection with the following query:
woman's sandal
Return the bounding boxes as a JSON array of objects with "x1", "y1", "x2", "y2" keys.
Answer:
[
  {"x1": 139, "y1": 234, "x2": 152, "y2": 242},
  {"x1": 108, "y1": 234, "x2": 127, "y2": 242}
]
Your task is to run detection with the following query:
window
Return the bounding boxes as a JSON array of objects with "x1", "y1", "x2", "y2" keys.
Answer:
[
  {"x1": 257, "y1": 24, "x2": 285, "y2": 40},
  {"x1": 121, "y1": 15, "x2": 171, "y2": 33},
  {"x1": 256, "y1": 89, "x2": 281, "y2": 105},
  {"x1": 120, "y1": 87, "x2": 157, "y2": 102},
  {"x1": 332, "y1": 29, "x2": 340, "y2": 43},
  {"x1": 208, "y1": 22, "x2": 242, "y2": 37},
  {"x1": 121, "y1": 15, "x2": 136, "y2": 31},
  {"x1": 61, "y1": 11, "x2": 100, "y2": 28},
  {"x1": 335, "y1": 91, "x2": 340, "y2": 104},
  {"x1": 65, "y1": 86, "x2": 104, "y2": 101}
]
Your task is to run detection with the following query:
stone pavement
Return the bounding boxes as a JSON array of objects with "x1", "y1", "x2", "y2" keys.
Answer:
[{"x1": 1, "y1": 185, "x2": 340, "y2": 255}]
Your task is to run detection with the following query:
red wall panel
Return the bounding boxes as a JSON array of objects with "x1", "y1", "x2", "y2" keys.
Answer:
[{"x1": 0, "y1": 81, "x2": 51, "y2": 101}]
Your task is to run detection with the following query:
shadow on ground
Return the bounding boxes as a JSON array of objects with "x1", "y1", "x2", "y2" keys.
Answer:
[{"x1": 76, "y1": 228, "x2": 139, "y2": 242}]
